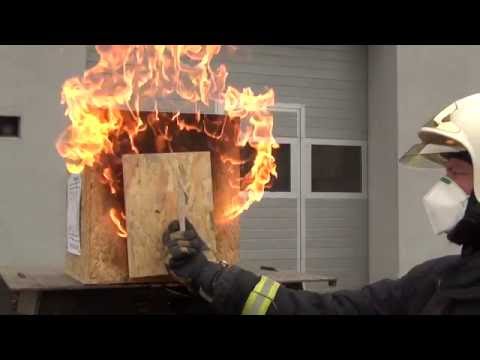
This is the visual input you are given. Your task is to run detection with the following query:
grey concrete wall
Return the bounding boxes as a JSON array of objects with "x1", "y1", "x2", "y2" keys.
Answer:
[
  {"x1": 0, "y1": 46, "x2": 87, "y2": 269},
  {"x1": 367, "y1": 46, "x2": 399, "y2": 282}
]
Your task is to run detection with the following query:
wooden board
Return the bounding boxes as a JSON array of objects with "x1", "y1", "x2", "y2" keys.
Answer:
[
  {"x1": 161, "y1": 112, "x2": 241, "y2": 265},
  {"x1": 210, "y1": 151, "x2": 240, "y2": 265},
  {"x1": 65, "y1": 167, "x2": 129, "y2": 284},
  {"x1": 123, "y1": 152, "x2": 218, "y2": 278},
  {"x1": 0, "y1": 267, "x2": 178, "y2": 291}
]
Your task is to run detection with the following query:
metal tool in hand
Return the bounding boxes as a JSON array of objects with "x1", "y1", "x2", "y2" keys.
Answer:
[
  {"x1": 176, "y1": 163, "x2": 188, "y2": 232},
  {"x1": 171, "y1": 160, "x2": 218, "y2": 262}
]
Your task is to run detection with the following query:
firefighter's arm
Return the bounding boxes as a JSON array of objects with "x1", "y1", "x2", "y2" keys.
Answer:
[
  {"x1": 207, "y1": 267, "x2": 409, "y2": 315},
  {"x1": 162, "y1": 220, "x2": 409, "y2": 315}
]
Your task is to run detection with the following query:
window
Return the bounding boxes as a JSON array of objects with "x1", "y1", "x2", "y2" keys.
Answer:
[
  {"x1": 311, "y1": 145, "x2": 362, "y2": 193},
  {"x1": 267, "y1": 143, "x2": 291, "y2": 192},
  {"x1": 217, "y1": 103, "x2": 302, "y2": 200},
  {"x1": 0, "y1": 116, "x2": 20, "y2": 138},
  {"x1": 305, "y1": 139, "x2": 367, "y2": 199},
  {"x1": 240, "y1": 137, "x2": 299, "y2": 198}
]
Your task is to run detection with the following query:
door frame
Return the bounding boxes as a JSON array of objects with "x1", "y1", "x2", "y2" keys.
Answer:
[
  {"x1": 269, "y1": 103, "x2": 303, "y2": 271},
  {"x1": 215, "y1": 101, "x2": 305, "y2": 272}
]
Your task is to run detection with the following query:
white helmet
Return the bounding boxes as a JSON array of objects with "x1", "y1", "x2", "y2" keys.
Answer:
[{"x1": 400, "y1": 93, "x2": 480, "y2": 196}]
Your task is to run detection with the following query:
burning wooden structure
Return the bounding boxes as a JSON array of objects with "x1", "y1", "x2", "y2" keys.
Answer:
[
  {"x1": 65, "y1": 112, "x2": 242, "y2": 284},
  {"x1": 58, "y1": 46, "x2": 277, "y2": 284}
]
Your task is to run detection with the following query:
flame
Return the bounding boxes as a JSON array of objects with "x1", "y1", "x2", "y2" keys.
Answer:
[
  {"x1": 56, "y1": 45, "x2": 277, "y2": 234},
  {"x1": 102, "y1": 168, "x2": 116, "y2": 194},
  {"x1": 223, "y1": 87, "x2": 278, "y2": 219},
  {"x1": 109, "y1": 208, "x2": 128, "y2": 238}
]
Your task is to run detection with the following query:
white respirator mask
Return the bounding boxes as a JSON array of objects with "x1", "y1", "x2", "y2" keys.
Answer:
[{"x1": 422, "y1": 176, "x2": 469, "y2": 235}]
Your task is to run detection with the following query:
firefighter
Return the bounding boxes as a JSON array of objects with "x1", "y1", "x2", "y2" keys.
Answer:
[{"x1": 163, "y1": 93, "x2": 480, "y2": 314}]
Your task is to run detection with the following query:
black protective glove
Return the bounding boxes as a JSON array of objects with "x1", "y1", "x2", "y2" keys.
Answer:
[{"x1": 163, "y1": 219, "x2": 224, "y2": 298}]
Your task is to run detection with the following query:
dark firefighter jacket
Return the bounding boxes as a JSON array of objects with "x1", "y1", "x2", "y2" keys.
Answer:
[{"x1": 209, "y1": 245, "x2": 480, "y2": 315}]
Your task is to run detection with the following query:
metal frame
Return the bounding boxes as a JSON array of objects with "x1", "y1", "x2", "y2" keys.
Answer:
[
  {"x1": 215, "y1": 102, "x2": 301, "y2": 199},
  {"x1": 213, "y1": 102, "x2": 367, "y2": 273},
  {"x1": 299, "y1": 105, "x2": 307, "y2": 272},
  {"x1": 300, "y1": 135, "x2": 367, "y2": 272},
  {"x1": 268, "y1": 104, "x2": 302, "y2": 272},
  {"x1": 266, "y1": 104, "x2": 303, "y2": 272},
  {"x1": 214, "y1": 101, "x2": 306, "y2": 272},
  {"x1": 263, "y1": 103, "x2": 301, "y2": 200}
]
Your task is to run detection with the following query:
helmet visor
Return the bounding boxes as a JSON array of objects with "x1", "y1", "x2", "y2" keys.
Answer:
[{"x1": 399, "y1": 143, "x2": 466, "y2": 168}]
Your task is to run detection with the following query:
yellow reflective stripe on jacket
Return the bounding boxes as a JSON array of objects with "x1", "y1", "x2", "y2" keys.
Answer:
[{"x1": 241, "y1": 276, "x2": 281, "y2": 315}]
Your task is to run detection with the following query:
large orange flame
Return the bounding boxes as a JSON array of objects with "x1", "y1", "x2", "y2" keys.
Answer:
[{"x1": 56, "y1": 45, "x2": 277, "y2": 235}]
